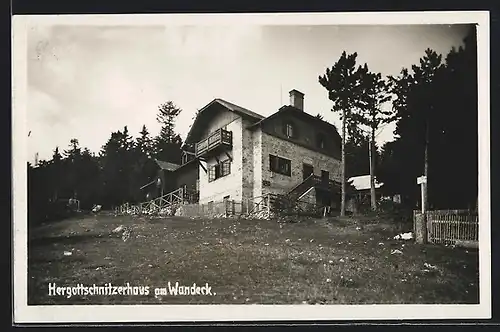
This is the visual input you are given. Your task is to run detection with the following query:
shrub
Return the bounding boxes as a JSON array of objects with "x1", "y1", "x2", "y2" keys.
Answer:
[{"x1": 377, "y1": 200, "x2": 413, "y2": 226}]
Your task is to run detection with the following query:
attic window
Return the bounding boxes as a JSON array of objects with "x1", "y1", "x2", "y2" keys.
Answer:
[
  {"x1": 283, "y1": 122, "x2": 297, "y2": 139},
  {"x1": 316, "y1": 133, "x2": 326, "y2": 149}
]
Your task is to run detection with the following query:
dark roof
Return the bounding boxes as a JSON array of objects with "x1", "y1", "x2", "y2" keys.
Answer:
[
  {"x1": 173, "y1": 157, "x2": 198, "y2": 172},
  {"x1": 155, "y1": 159, "x2": 180, "y2": 171},
  {"x1": 214, "y1": 99, "x2": 265, "y2": 121},
  {"x1": 184, "y1": 98, "x2": 264, "y2": 144},
  {"x1": 247, "y1": 105, "x2": 341, "y2": 139}
]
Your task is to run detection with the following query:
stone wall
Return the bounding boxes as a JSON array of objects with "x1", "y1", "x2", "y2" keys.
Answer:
[
  {"x1": 251, "y1": 130, "x2": 263, "y2": 199},
  {"x1": 241, "y1": 118, "x2": 255, "y2": 202},
  {"x1": 258, "y1": 131, "x2": 342, "y2": 197}
]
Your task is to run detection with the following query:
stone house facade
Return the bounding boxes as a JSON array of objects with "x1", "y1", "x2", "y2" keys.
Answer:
[{"x1": 178, "y1": 89, "x2": 343, "y2": 208}]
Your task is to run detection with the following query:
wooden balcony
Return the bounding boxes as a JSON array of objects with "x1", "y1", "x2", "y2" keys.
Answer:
[{"x1": 195, "y1": 128, "x2": 233, "y2": 158}]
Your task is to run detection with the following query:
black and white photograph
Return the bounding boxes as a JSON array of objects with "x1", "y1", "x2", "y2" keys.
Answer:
[{"x1": 12, "y1": 11, "x2": 490, "y2": 323}]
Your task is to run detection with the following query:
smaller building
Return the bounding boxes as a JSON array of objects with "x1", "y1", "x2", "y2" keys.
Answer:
[
  {"x1": 140, "y1": 156, "x2": 200, "y2": 203},
  {"x1": 346, "y1": 175, "x2": 384, "y2": 212}
]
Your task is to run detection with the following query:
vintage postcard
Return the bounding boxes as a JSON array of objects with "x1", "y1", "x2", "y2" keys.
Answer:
[{"x1": 12, "y1": 11, "x2": 490, "y2": 323}]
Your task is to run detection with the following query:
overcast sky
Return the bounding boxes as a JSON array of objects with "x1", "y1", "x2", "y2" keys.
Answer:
[{"x1": 27, "y1": 23, "x2": 469, "y2": 162}]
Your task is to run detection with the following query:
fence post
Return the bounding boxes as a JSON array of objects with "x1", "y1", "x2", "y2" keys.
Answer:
[
  {"x1": 232, "y1": 200, "x2": 235, "y2": 216},
  {"x1": 414, "y1": 210, "x2": 427, "y2": 244}
]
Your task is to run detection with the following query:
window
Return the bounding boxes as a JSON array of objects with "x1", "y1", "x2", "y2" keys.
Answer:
[
  {"x1": 316, "y1": 133, "x2": 326, "y2": 149},
  {"x1": 221, "y1": 159, "x2": 231, "y2": 176},
  {"x1": 282, "y1": 122, "x2": 297, "y2": 139},
  {"x1": 208, "y1": 159, "x2": 231, "y2": 182},
  {"x1": 269, "y1": 154, "x2": 291, "y2": 176}
]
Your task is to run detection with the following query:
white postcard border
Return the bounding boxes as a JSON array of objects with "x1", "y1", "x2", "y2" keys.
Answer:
[{"x1": 12, "y1": 11, "x2": 491, "y2": 323}]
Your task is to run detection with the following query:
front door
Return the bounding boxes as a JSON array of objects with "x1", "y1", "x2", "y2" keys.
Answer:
[
  {"x1": 321, "y1": 170, "x2": 329, "y2": 184},
  {"x1": 303, "y1": 164, "x2": 314, "y2": 180}
]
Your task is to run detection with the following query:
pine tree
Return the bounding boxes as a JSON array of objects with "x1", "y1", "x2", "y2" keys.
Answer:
[
  {"x1": 319, "y1": 51, "x2": 366, "y2": 216},
  {"x1": 154, "y1": 101, "x2": 183, "y2": 164},
  {"x1": 351, "y1": 65, "x2": 394, "y2": 211}
]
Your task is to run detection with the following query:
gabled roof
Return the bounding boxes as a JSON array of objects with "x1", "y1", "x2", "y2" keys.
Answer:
[
  {"x1": 348, "y1": 175, "x2": 384, "y2": 191},
  {"x1": 155, "y1": 159, "x2": 180, "y2": 171},
  {"x1": 214, "y1": 99, "x2": 265, "y2": 121},
  {"x1": 247, "y1": 105, "x2": 341, "y2": 139},
  {"x1": 184, "y1": 98, "x2": 264, "y2": 145}
]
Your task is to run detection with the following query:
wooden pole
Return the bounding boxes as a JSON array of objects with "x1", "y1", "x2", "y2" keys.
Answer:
[
  {"x1": 369, "y1": 129, "x2": 377, "y2": 211},
  {"x1": 422, "y1": 120, "x2": 429, "y2": 243},
  {"x1": 341, "y1": 108, "x2": 346, "y2": 216}
]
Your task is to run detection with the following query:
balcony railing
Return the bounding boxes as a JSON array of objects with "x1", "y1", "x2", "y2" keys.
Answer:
[{"x1": 195, "y1": 128, "x2": 233, "y2": 158}]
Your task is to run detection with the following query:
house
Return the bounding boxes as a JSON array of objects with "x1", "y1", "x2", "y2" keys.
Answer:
[
  {"x1": 346, "y1": 174, "x2": 384, "y2": 212},
  {"x1": 170, "y1": 89, "x2": 342, "y2": 210},
  {"x1": 140, "y1": 157, "x2": 199, "y2": 202}
]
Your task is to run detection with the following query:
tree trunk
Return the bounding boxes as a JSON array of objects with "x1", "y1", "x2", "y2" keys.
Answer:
[
  {"x1": 369, "y1": 128, "x2": 377, "y2": 211},
  {"x1": 341, "y1": 109, "x2": 346, "y2": 216}
]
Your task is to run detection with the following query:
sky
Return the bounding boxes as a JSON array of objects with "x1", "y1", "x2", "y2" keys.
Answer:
[{"x1": 26, "y1": 23, "x2": 470, "y2": 162}]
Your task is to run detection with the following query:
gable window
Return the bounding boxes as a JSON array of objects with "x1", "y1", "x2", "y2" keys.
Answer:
[
  {"x1": 269, "y1": 154, "x2": 291, "y2": 176},
  {"x1": 208, "y1": 159, "x2": 231, "y2": 182},
  {"x1": 282, "y1": 121, "x2": 297, "y2": 139},
  {"x1": 316, "y1": 133, "x2": 326, "y2": 149}
]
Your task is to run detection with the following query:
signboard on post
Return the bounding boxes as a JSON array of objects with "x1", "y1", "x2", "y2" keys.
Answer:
[
  {"x1": 417, "y1": 176, "x2": 427, "y2": 185},
  {"x1": 417, "y1": 175, "x2": 427, "y2": 214}
]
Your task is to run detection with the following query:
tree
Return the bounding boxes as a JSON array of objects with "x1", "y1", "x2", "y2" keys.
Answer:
[
  {"x1": 157, "y1": 101, "x2": 182, "y2": 142},
  {"x1": 319, "y1": 51, "x2": 366, "y2": 216},
  {"x1": 154, "y1": 101, "x2": 183, "y2": 164},
  {"x1": 50, "y1": 147, "x2": 63, "y2": 201},
  {"x1": 387, "y1": 49, "x2": 444, "y2": 214},
  {"x1": 351, "y1": 66, "x2": 393, "y2": 211},
  {"x1": 136, "y1": 125, "x2": 154, "y2": 157},
  {"x1": 379, "y1": 28, "x2": 478, "y2": 211},
  {"x1": 99, "y1": 128, "x2": 135, "y2": 207},
  {"x1": 63, "y1": 139, "x2": 82, "y2": 198},
  {"x1": 130, "y1": 125, "x2": 158, "y2": 202}
]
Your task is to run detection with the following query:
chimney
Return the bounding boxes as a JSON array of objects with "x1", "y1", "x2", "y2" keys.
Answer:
[{"x1": 289, "y1": 89, "x2": 304, "y2": 111}]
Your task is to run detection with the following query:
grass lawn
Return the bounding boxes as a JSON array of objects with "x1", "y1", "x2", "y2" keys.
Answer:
[{"x1": 27, "y1": 212, "x2": 479, "y2": 305}]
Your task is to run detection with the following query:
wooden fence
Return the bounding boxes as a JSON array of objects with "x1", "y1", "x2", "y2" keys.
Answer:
[
  {"x1": 175, "y1": 193, "x2": 325, "y2": 219},
  {"x1": 114, "y1": 188, "x2": 186, "y2": 215},
  {"x1": 414, "y1": 209, "x2": 478, "y2": 248},
  {"x1": 115, "y1": 190, "x2": 327, "y2": 219}
]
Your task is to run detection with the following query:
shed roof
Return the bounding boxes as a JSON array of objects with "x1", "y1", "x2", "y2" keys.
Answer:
[
  {"x1": 155, "y1": 159, "x2": 180, "y2": 171},
  {"x1": 348, "y1": 175, "x2": 384, "y2": 191}
]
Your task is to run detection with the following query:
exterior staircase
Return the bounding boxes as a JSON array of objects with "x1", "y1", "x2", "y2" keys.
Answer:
[
  {"x1": 286, "y1": 174, "x2": 340, "y2": 202},
  {"x1": 115, "y1": 187, "x2": 199, "y2": 215}
]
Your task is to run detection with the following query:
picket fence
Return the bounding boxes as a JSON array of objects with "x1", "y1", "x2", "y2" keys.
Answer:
[{"x1": 414, "y1": 209, "x2": 478, "y2": 248}]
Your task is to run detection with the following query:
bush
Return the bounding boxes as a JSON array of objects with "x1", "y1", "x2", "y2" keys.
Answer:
[{"x1": 377, "y1": 200, "x2": 413, "y2": 226}]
